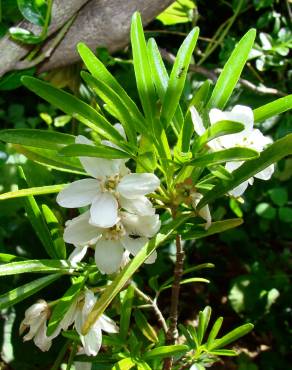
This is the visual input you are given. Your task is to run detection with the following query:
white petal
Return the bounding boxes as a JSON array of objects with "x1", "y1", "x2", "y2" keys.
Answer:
[
  {"x1": 254, "y1": 164, "x2": 275, "y2": 180},
  {"x1": 53, "y1": 298, "x2": 79, "y2": 334},
  {"x1": 89, "y1": 192, "x2": 119, "y2": 228},
  {"x1": 82, "y1": 290, "x2": 97, "y2": 319},
  {"x1": 229, "y1": 181, "x2": 250, "y2": 197},
  {"x1": 190, "y1": 106, "x2": 205, "y2": 136},
  {"x1": 33, "y1": 321, "x2": 52, "y2": 352},
  {"x1": 118, "y1": 173, "x2": 160, "y2": 199},
  {"x1": 24, "y1": 301, "x2": 48, "y2": 320},
  {"x1": 64, "y1": 212, "x2": 101, "y2": 246},
  {"x1": 99, "y1": 314, "x2": 119, "y2": 333},
  {"x1": 94, "y1": 238, "x2": 124, "y2": 274},
  {"x1": 121, "y1": 235, "x2": 148, "y2": 256},
  {"x1": 145, "y1": 250, "x2": 157, "y2": 264},
  {"x1": 225, "y1": 161, "x2": 243, "y2": 173},
  {"x1": 68, "y1": 245, "x2": 88, "y2": 265},
  {"x1": 120, "y1": 195, "x2": 155, "y2": 216},
  {"x1": 199, "y1": 205, "x2": 212, "y2": 230},
  {"x1": 101, "y1": 123, "x2": 127, "y2": 150},
  {"x1": 56, "y1": 179, "x2": 99, "y2": 208},
  {"x1": 81, "y1": 324, "x2": 102, "y2": 356},
  {"x1": 76, "y1": 135, "x2": 121, "y2": 178},
  {"x1": 74, "y1": 362, "x2": 92, "y2": 370},
  {"x1": 121, "y1": 212, "x2": 161, "y2": 238}
]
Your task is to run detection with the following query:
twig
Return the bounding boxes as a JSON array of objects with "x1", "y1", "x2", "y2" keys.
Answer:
[
  {"x1": 163, "y1": 233, "x2": 185, "y2": 370},
  {"x1": 159, "y1": 47, "x2": 286, "y2": 97},
  {"x1": 14, "y1": 15, "x2": 76, "y2": 70},
  {"x1": 133, "y1": 285, "x2": 168, "y2": 334}
]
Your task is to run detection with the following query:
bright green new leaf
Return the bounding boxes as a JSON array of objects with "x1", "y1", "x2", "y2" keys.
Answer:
[
  {"x1": 198, "y1": 134, "x2": 292, "y2": 209},
  {"x1": 0, "y1": 259, "x2": 75, "y2": 276},
  {"x1": 188, "y1": 147, "x2": 259, "y2": 167},
  {"x1": 131, "y1": 12, "x2": 157, "y2": 122},
  {"x1": 147, "y1": 38, "x2": 184, "y2": 132},
  {"x1": 112, "y1": 358, "x2": 135, "y2": 370},
  {"x1": 0, "y1": 274, "x2": 61, "y2": 309},
  {"x1": 81, "y1": 71, "x2": 141, "y2": 142},
  {"x1": 161, "y1": 27, "x2": 199, "y2": 126},
  {"x1": 208, "y1": 323, "x2": 254, "y2": 350},
  {"x1": 21, "y1": 76, "x2": 126, "y2": 147},
  {"x1": 42, "y1": 205, "x2": 66, "y2": 259},
  {"x1": 0, "y1": 129, "x2": 75, "y2": 150},
  {"x1": 209, "y1": 349, "x2": 237, "y2": 356},
  {"x1": 143, "y1": 345, "x2": 189, "y2": 360},
  {"x1": 156, "y1": 0, "x2": 195, "y2": 25},
  {"x1": 161, "y1": 277, "x2": 209, "y2": 291},
  {"x1": 206, "y1": 317, "x2": 224, "y2": 348},
  {"x1": 0, "y1": 184, "x2": 66, "y2": 200},
  {"x1": 253, "y1": 95, "x2": 292, "y2": 123},
  {"x1": 197, "y1": 306, "x2": 212, "y2": 344},
  {"x1": 207, "y1": 29, "x2": 256, "y2": 109},
  {"x1": 77, "y1": 43, "x2": 145, "y2": 126},
  {"x1": 59, "y1": 143, "x2": 131, "y2": 160},
  {"x1": 47, "y1": 276, "x2": 86, "y2": 336}
]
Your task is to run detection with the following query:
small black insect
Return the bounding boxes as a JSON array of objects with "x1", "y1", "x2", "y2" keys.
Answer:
[{"x1": 177, "y1": 66, "x2": 186, "y2": 78}]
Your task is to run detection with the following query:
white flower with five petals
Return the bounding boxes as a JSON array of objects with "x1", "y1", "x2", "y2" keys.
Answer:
[
  {"x1": 64, "y1": 210, "x2": 160, "y2": 274},
  {"x1": 190, "y1": 105, "x2": 274, "y2": 197},
  {"x1": 57, "y1": 135, "x2": 160, "y2": 228},
  {"x1": 56, "y1": 290, "x2": 118, "y2": 356}
]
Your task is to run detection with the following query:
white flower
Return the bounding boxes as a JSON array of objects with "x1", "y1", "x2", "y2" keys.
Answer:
[
  {"x1": 190, "y1": 192, "x2": 211, "y2": 229},
  {"x1": 57, "y1": 134, "x2": 160, "y2": 228},
  {"x1": 64, "y1": 210, "x2": 160, "y2": 274},
  {"x1": 19, "y1": 300, "x2": 52, "y2": 352},
  {"x1": 58, "y1": 290, "x2": 118, "y2": 357},
  {"x1": 190, "y1": 105, "x2": 274, "y2": 196}
]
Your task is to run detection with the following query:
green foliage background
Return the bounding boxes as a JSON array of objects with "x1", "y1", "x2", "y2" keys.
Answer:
[{"x1": 0, "y1": 0, "x2": 291, "y2": 369}]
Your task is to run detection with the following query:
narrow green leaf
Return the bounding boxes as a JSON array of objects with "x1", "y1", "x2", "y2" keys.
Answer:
[
  {"x1": 17, "y1": 0, "x2": 47, "y2": 26},
  {"x1": 143, "y1": 345, "x2": 188, "y2": 360},
  {"x1": 77, "y1": 43, "x2": 145, "y2": 126},
  {"x1": 188, "y1": 147, "x2": 259, "y2": 167},
  {"x1": 206, "y1": 317, "x2": 224, "y2": 348},
  {"x1": 209, "y1": 349, "x2": 237, "y2": 356},
  {"x1": 47, "y1": 276, "x2": 86, "y2": 336},
  {"x1": 195, "y1": 121, "x2": 245, "y2": 149},
  {"x1": 120, "y1": 286, "x2": 135, "y2": 340},
  {"x1": 197, "y1": 306, "x2": 212, "y2": 344},
  {"x1": 161, "y1": 277, "x2": 209, "y2": 291},
  {"x1": 254, "y1": 95, "x2": 292, "y2": 123},
  {"x1": 161, "y1": 27, "x2": 199, "y2": 125},
  {"x1": 198, "y1": 134, "x2": 292, "y2": 209},
  {"x1": 0, "y1": 184, "x2": 66, "y2": 200},
  {"x1": 59, "y1": 143, "x2": 131, "y2": 159},
  {"x1": 188, "y1": 80, "x2": 211, "y2": 113},
  {"x1": 0, "y1": 259, "x2": 75, "y2": 276},
  {"x1": 0, "y1": 129, "x2": 75, "y2": 150},
  {"x1": 0, "y1": 274, "x2": 61, "y2": 309},
  {"x1": 131, "y1": 12, "x2": 157, "y2": 122},
  {"x1": 134, "y1": 310, "x2": 158, "y2": 342},
  {"x1": 147, "y1": 38, "x2": 184, "y2": 132},
  {"x1": 207, "y1": 29, "x2": 256, "y2": 109},
  {"x1": 0, "y1": 253, "x2": 23, "y2": 263},
  {"x1": 18, "y1": 167, "x2": 57, "y2": 259},
  {"x1": 82, "y1": 216, "x2": 188, "y2": 334},
  {"x1": 42, "y1": 205, "x2": 66, "y2": 259},
  {"x1": 21, "y1": 76, "x2": 126, "y2": 146},
  {"x1": 12, "y1": 144, "x2": 85, "y2": 174},
  {"x1": 208, "y1": 323, "x2": 254, "y2": 350},
  {"x1": 112, "y1": 358, "x2": 135, "y2": 370},
  {"x1": 182, "y1": 218, "x2": 243, "y2": 240},
  {"x1": 81, "y1": 71, "x2": 141, "y2": 142},
  {"x1": 179, "y1": 325, "x2": 195, "y2": 348}
]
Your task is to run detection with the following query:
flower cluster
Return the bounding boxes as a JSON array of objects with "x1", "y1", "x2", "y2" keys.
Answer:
[
  {"x1": 57, "y1": 127, "x2": 161, "y2": 274},
  {"x1": 191, "y1": 104, "x2": 274, "y2": 197},
  {"x1": 20, "y1": 290, "x2": 118, "y2": 357}
]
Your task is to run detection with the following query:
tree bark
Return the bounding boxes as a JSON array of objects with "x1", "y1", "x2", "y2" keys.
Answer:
[{"x1": 0, "y1": 0, "x2": 174, "y2": 77}]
